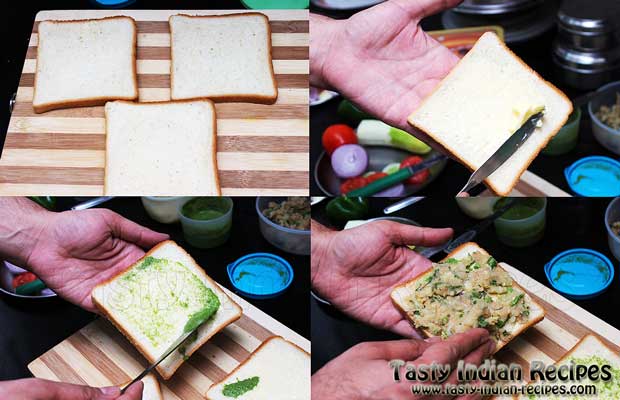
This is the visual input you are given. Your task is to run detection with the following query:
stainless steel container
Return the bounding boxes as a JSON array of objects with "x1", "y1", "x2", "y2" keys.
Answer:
[
  {"x1": 454, "y1": 0, "x2": 543, "y2": 15},
  {"x1": 552, "y1": 40, "x2": 620, "y2": 89},
  {"x1": 557, "y1": 2, "x2": 619, "y2": 51}
]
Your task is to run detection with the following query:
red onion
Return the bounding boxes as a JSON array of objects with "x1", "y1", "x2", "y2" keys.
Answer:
[{"x1": 331, "y1": 144, "x2": 368, "y2": 178}]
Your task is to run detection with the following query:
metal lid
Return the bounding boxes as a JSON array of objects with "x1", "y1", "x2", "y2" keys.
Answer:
[
  {"x1": 557, "y1": 0, "x2": 620, "y2": 34},
  {"x1": 545, "y1": 248, "x2": 615, "y2": 299},
  {"x1": 454, "y1": 0, "x2": 542, "y2": 15},
  {"x1": 552, "y1": 40, "x2": 620, "y2": 72},
  {"x1": 564, "y1": 156, "x2": 620, "y2": 197},
  {"x1": 227, "y1": 253, "x2": 293, "y2": 299}
]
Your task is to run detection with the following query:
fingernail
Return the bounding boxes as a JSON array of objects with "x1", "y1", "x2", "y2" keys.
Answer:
[{"x1": 100, "y1": 386, "x2": 120, "y2": 396}]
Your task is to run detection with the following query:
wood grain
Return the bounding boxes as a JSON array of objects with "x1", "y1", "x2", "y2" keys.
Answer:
[
  {"x1": 28, "y1": 284, "x2": 310, "y2": 400},
  {"x1": 3, "y1": 9, "x2": 309, "y2": 196}
]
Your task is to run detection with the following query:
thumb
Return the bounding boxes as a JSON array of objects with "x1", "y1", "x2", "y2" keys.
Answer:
[
  {"x1": 118, "y1": 381, "x2": 144, "y2": 400},
  {"x1": 103, "y1": 210, "x2": 169, "y2": 249},
  {"x1": 44, "y1": 380, "x2": 121, "y2": 400},
  {"x1": 377, "y1": 221, "x2": 453, "y2": 247}
]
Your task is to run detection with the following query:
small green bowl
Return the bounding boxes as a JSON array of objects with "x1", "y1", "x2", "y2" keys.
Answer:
[{"x1": 542, "y1": 107, "x2": 581, "y2": 156}]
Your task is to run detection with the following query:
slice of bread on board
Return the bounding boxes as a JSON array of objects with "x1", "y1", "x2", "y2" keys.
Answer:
[
  {"x1": 33, "y1": 16, "x2": 138, "y2": 113},
  {"x1": 408, "y1": 32, "x2": 572, "y2": 195},
  {"x1": 122, "y1": 374, "x2": 162, "y2": 400},
  {"x1": 515, "y1": 334, "x2": 620, "y2": 399},
  {"x1": 169, "y1": 13, "x2": 278, "y2": 104},
  {"x1": 391, "y1": 242, "x2": 545, "y2": 353},
  {"x1": 92, "y1": 240, "x2": 242, "y2": 380},
  {"x1": 206, "y1": 336, "x2": 310, "y2": 400},
  {"x1": 104, "y1": 100, "x2": 220, "y2": 195}
]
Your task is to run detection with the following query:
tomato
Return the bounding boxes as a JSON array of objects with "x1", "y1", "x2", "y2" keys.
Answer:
[
  {"x1": 12, "y1": 272, "x2": 37, "y2": 288},
  {"x1": 365, "y1": 172, "x2": 388, "y2": 184},
  {"x1": 400, "y1": 156, "x2": 430, "y2": 185},
  {"x1": 322, "y1": 124, "x2": 357, "y2": 155},
  {"x1": 340, "y1": 176, "x2": 368, "y2": 194}
]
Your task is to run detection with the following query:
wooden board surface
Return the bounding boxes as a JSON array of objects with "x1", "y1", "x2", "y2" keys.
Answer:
[
  {"x1": 1, "y1": 9, "x2": 309, "y2": 196},
  {"x1": 491, "y1": 262, "x2": 620, "y2": 389},
  {"x1": 28, "y1": 283, "x2": 310, "y2": 400}
]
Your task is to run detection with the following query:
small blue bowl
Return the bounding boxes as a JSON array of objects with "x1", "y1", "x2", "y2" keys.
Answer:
[
  {"x1": 545, "y1": 248, "x2": 615, "y2": 299},
  {"x1": 564, "y1": 156, "x2": 620, "y2": 197},
  {"x1": 227, "y1": 253, "x2": 293, "y2": 299}
]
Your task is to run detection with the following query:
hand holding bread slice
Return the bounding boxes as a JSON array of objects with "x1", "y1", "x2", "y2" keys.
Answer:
[
  {"x1": 409, "y1": 32, "x2": 572, "y2": 195},
  {"x1": 91, "y1": 240, "x2": 242, "y2": 380},
  {"x1": 391, "y1": 242, "x2": 545, "y2": 352}
]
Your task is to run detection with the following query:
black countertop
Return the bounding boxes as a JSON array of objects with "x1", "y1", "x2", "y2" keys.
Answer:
[
  {"x1": 0, "y1": 197, "x2": 310, "y2": 380},
  {"x1": 311, "y1": 197, "x2": 620, "y2": 372},
  {"x1": 309, "y1": 6, "x2": 619, "y2": 196}
]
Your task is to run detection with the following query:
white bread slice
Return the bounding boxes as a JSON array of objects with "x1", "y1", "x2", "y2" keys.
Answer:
[
  {"x1": 33, "y1": 16, "x2": 138, "y2": 113},
  {"x1": 408, "y1": 32, "x2": 572, "y2": 195},
  {"x1": 206, "y1": 336, "x2": 310, "y2": 400},
  {"x1": 516, "y1": 334, "x2": 620, "y2": 399},
  {"x1": 122, "y1": 374, "x2": 162, "y2": 400},
  {"x1": 91, "y1": 240, "x2": 242, "y2": 380},
  {"x1": 391, "y1": 242, "x2": 545, "y2": 353},
  {"x1": 169, "y1": 13, "x2": 278, "y2": 104},
  {"x1": 104, "y1": 100, "x2": 220, "y2": 196}
]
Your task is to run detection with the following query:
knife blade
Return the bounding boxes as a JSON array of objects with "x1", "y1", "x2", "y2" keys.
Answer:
[
  {"x1": 417, "y1": 198, "x2": 516, "y2": 259},
  {"x1": 120, "y1": 328, "x2": 196, "y2": 394},
  {"x1": 458, "y1": 112, "x2": 544, "y2": 195}
]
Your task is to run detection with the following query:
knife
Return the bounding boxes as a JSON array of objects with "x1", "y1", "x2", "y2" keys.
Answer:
[
  {"x1": 347, "y1": 153, "x2": 448, "y2": 197},
  {"x1": 417, "y1": 198, "x2": 516, "y2": 259},
  {"x1": 458, "y1": 112, "x2": 544, "y2": 195},
  {"x1": 120, "y1": 328, "x2": 197, "y2": 394}
]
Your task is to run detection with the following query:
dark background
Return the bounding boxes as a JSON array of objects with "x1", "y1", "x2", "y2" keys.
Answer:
[
  {"x1": 0, "y1": 196, "x2": 310, "y2": 380},
  {"x1": 2, "y1": 0, "x2": 259, "y2": 154},
  {"x1": 309, "y1": 4, "x2": 618, "y2": 196},
  {"x1": 311, "y1": 197, "x2": 620, "y2": 372}
]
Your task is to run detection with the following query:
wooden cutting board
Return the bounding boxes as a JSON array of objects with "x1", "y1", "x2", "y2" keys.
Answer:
[
  {"x1": 28, "y1": 284, "x2": 310, "y2": 400},
  {"x1": 1, "y1": 9, "x2": 309, "y2": 196},
  {"x1": 491, "y1": 262, "x2": 620, "y2": 390}
]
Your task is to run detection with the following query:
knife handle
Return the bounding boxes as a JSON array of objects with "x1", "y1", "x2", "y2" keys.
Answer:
[{"x1": 348, "y1": 168, "x2": 412, "y2": 197}]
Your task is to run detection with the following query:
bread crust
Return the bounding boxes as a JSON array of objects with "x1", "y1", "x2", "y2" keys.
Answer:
[
  {"x1": 32, "y1": 16, "x2": 139, "y2": 114},
  {"x1": 103, "y1": 99, "x2": 221, "y2": 196},
  {"x1": 510, "y1": 334, "x2": 620, "y2": 399},
  {"x1": 408, "y1": 32, "x2": 572, "y2": 196},
  {"x1": 91, "y1": 240, "x2": 241, "y2": 379},
  {"x1": 205, "y1": 336, "x2": 310, "y2": 400},
  {"x1": 391, "y1": 242, "x2": 545, "y2": 353},
  {"x1": 169, "y1": 13, "x2": 278, "y2": 105}
]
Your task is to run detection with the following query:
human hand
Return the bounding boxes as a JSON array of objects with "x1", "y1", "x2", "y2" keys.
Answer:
[
  {"x1": 311, "y1": 220, "x2": 452, "y2": 337},
  {"x1": 312, "y1": 328, "x2": 494, "y2": 400},
  {"x1": 0, "y1": 199, "x2": 169, "y2": 313},
  {"x1": 0, "y1": 378, "x2": 143, "y2": 400},
  {"x1": 311, "y1": 0, "x2": 461, "y2": 142}
]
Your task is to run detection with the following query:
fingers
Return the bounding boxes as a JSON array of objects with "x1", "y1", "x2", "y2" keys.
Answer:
[
  {"x1": 413, "y1": 328, "x2": 491, "y2": 368},
  {"x1": 104, "y1": 210, "x2": 169, "y2": 249},
  {"x1": 352, "y1": 338, "x2": 433, "y2": 361},
  {"x1": 8, "y1": 378, "x2": 122, "y2": 400},
  {"x1": 389, "y1": 0, "x2": 463, "y2": 20},
  {"x1": 118, "y1": 381, "x2": 144, "y2": 400},
  {"x1": 375, "y1": 221, "x2": 453, "y2": 247}
]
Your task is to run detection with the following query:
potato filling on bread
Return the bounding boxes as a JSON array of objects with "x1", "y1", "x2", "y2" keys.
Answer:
[{"x1": 405, "y1": 251, "x2": 531, "y2": 341}]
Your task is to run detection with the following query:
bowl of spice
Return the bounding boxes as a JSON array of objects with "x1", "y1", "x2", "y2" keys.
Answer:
[
  {"x1": 256, "y1": 197, "x2": 310, "y2": 255},
  {"x1": 605, "y1": 196, "x2": 620, "y2": 262},
  {"x1": 589, "y1": 81, "x2": 620, "y2": 155}
]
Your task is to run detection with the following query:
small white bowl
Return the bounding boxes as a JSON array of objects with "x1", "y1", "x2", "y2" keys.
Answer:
[
  {"x1": 589, "y1": 81, "x2": 620, "y2": 155},
  {"x1": 0, "y1": 261, "x2": 56, "y2": 299},
  {"x1": 605, "y1": 197, "x2": 620, "y2": 262}
]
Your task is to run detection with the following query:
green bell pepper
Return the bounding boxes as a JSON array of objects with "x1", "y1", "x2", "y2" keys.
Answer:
[
  {"x1": 28, "y1": 197, "x2": 56, "y2": 210},
  {"x1": 325, "y1": 196, "x2": 370, "y2": 223}
]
